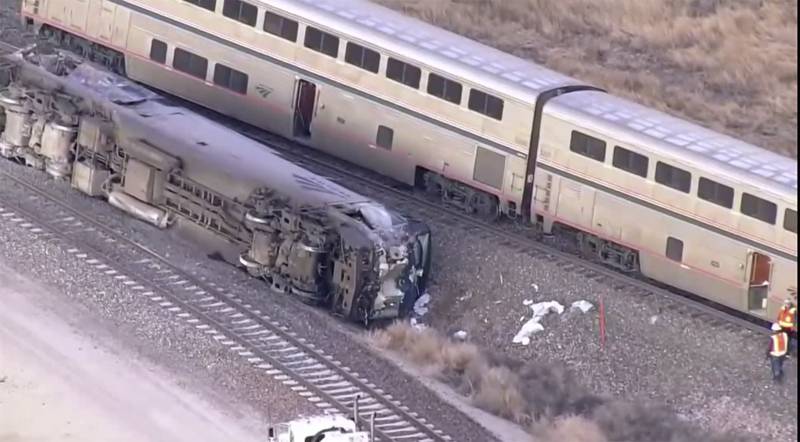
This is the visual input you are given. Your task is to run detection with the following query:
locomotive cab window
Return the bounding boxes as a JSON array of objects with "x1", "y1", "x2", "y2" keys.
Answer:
[
  {"x1": 173, "y1": 48, "x2": 209, "y2": 81},
  {"x1": 149, "y1": 39, "x2": 168, "y2": 64},
  {"x1": 468, "y1": 89, "x2": 504, "y2": 120},
  {"x1": 345, "y1": 43, "x2": 380, "y2": 73},
  {"x1": 569, "y1": 131, "x2": 606, "y2": 162},
  {"x1": 666, "y1": 237, "x2": 684, "y2": 262},
  {"x1": 386, "y1": 58, "x2": 421, "y2": 89},
  {"x1": 376, "y1": 126, "x2": 393, "y2": 150},
  {"x1": 427, "y1": 73, "x2": 462, "y2": 105},
  {"x1": 655, "y1": 161, "x2": 691, "y2": 193},
  {"x1": 784, "y1": 209, "x2": 798, "y2": 233},
  {"x1": 222, "y1": 0, "x2": 257, "y2": 27},
  {"x1": 304, "y1": 26, "x2": 339, "y2": 58},
  {"x1": 698, "y1": 177, "x2": 734, "y2": 209},
  {"x1": 740, "y1": 193, "x2": 777, "y2": 224},
  {"x1": 612, "y1": 146, "x2": 649, "y2": 177},
  {"x1": 183, "y1": 0, "x2": 216, "y2": 12},
  {"x1": 213, "y1": 64, "x2": 249, "y2": 94},
  {"x1": 263, "y1": 11, "x2": 298, "y2": 42}
]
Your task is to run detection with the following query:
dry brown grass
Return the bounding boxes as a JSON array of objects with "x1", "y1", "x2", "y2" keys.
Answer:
[
  {"x1": 372, "y1": 322, "x2": 754, "y2": 441},
  {"x1": 373, "y1": 0, "x2": 798, "y2": 158}
]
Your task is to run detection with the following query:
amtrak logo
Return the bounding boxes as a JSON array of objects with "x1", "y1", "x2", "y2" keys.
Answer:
[{"x1": 255, "y1": 84, "x2": 273, "y2": 99}]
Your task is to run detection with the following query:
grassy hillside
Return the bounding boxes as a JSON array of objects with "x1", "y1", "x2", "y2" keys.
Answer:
[{"x1": 374, "y1": 0, "x2": 798, "y2": 158}]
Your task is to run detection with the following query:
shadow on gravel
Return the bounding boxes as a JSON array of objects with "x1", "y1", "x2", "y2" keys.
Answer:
[{"x1": 372, "y1": 323, "x2": 755, "y2": 442}]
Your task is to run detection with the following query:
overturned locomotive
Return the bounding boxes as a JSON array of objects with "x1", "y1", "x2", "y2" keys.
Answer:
[{"x1": 0, "y1": 47, "x2": 431, "y2": 325}]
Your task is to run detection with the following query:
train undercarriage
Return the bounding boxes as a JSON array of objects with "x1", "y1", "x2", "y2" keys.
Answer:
[{"x1": 0, "y1": 47, "x2": 430, "y2": 325}]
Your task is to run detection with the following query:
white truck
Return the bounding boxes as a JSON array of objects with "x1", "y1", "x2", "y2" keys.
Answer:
[{"x1": 267, "y1": 398, "x2": 376, "y2": 442}]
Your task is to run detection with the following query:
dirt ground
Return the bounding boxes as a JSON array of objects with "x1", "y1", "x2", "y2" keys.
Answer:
[
  {"x1": 373, "y1": 0, "x2": 798, "y2": 158},
  {"x1": 0, "y1": 264, "x2": 268, "y2": 442}
]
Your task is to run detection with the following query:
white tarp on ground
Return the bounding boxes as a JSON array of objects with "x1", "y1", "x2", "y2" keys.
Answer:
[
  {"x1": 414, "y1": 292, "x2": 431, "y2": 317},
  {"x1": 513, "y1": 299, "x2": 594, "y2": 345}
]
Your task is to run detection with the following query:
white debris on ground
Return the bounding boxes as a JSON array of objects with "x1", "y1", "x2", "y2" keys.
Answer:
[
  {"x1": 513, "y1": 301, "x2": 564, "y2": 346},
  {"x1": 414, "y1": 292, "x2": 431, "y2": 317},
  {"x1": 570, "y1": 300, "x2": 594, "y2": 313},
  {"x1": 650, "y1": 315, "x2": 659, "y2": 325},
  {"x1": 513, "y1": 300, "x2": 594, "y2": 345},
  {"x1": 452, "y1": 330, "x2": 468, "y2": 341}
]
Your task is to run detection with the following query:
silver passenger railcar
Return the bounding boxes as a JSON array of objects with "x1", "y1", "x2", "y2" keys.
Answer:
[
  {"x1": 19, "y1": 0, "x2": 797, "y2": 321},
  {"x1": 0, "y1": 48, "x2": 432, "y2": 324}
]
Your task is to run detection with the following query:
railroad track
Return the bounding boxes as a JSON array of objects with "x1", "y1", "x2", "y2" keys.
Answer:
[{"x1": 0, "y1": 168, "x2": 453, "y2": 442}]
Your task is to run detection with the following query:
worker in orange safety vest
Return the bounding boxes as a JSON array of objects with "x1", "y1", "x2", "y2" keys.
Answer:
[
  {"x1": 777, "y1": 290, "x2": 798, "y2": 356},
  {"x1": 766, "y1": 323, "x2": 789, "y2": 383},
  {"x1": 777, "y1": 297, "x2": 797, "y2": 334}
]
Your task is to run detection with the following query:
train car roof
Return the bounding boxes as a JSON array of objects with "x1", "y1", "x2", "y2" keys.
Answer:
[
  {"x1": 546, "y1": 90, "x2": 798, "y2": 199},
  {"x1": 264, "y1": 0, "x2": 583, "y2": 104}
]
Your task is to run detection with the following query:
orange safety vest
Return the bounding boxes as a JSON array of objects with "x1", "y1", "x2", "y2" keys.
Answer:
[
  {"x1": 770, "y1": 332, "x2": 788, "y2": 357},
  {"x1": 778, "y1": 306, "x2": 797, "y2": 329}
]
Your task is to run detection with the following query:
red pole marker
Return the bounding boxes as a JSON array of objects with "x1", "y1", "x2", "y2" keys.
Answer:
[{"x1": 599, "y1": 294, "x2": 606, "y2": 350}]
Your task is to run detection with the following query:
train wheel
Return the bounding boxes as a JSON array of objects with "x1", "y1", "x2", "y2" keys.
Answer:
[{"x1": 469, "y1": 192, "x2": 499, "y2": 221}]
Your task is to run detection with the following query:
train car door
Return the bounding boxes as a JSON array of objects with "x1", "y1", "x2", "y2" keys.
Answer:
[
  {"x1": 747, "y1": 251, "x2": 772, "y2": 313},
  {"x1": 293, "y1": 79, "x2": 316, "y2": 138}
]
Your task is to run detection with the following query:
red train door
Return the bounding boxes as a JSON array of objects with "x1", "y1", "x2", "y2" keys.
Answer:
[
  {"x1": 748, "y1": 252, "x2": 772, "y2": 313},
  {"x1": 293, "y1": 79, "x2": 316, "y2": 138}
]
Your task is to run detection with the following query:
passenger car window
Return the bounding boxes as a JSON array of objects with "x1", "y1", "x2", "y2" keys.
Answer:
[
  {"x1": 698, "y1": 177, "x2": 734, "y2": 209},
  {"x1": 345, "y1": 43, "x2": 380, "y2": 74},
  {"x1": 213, "y1": 64, "x2": 249, "y2": 94},
  {"x1": 740, "y1": 193, "x2": 777, "y2": 225},
  {"x1": 183, "y1": 0, "x2": 216, "y2": 12},
  {"x1": 612, "y1": 146, "x2": 649, "y2": 178},
  {"x1": 386, "y1": 58, "x2": 421, "y2": 89},
  {"x1": 376, "y1": 126, "x2": 393, "y2": 150},
  {"x1": 173, "y1": 48, "x2": 208, "y2": 80},
  {"x1": 263, "y1": 11, "x2": 298, "y2": 42},
  {"x1": 784, "y1": 209, "x2": 798, "y2": 233},
  {"x1": 468, "y1": 89, "x2": 504, "y2": 120},
  {"x1": 569, "y1": 131, "x2": 606, "y2": 162},
  {"x1": 149, "y1": 39, "x2": 168, "y2": 64},
  {"x1": 655, "y1": 162, "x2": 691, "y2": 193},
  {"x1": 666, "y1": 237, "x2": 683, "y2": 262},
  {"x1": 427, "y1": 73, "x2": 462, "y2": 105},
  {"x1": 304, "y1": 27, "x2": 339, "y2": 58},
  {"x1": 222, "y1": 0, "x2": 258, "y2": 27}
]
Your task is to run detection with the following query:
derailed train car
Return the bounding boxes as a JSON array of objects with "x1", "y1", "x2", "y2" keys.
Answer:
[{"x1": 0, "y1": 47, "x2": 432, "y2": 325}]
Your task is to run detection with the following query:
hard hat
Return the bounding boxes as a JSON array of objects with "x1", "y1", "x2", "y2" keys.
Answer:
[{"x1": 772, "y1": 323, "x2": 782, "y2": 331}]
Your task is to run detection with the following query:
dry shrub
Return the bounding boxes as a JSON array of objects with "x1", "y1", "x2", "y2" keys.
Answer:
[
  {"x1": 536, "y1": 416, "x2": 608, "y2": 442},
  {"x1": 471, "y1": 366, "x2": 527, "y2": 422},
  {"x1": 371, "y1": 322, "x2": 757, "y2": 442},
  {"x1": 374, "y1": 0, "x2": 798, "y2": 158}
]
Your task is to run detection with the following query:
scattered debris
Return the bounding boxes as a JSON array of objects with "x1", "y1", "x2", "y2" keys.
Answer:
[
  {"x1": 453, "y1": 330, "x2": 468, "y2": 340},
  {"x1": 570, "y1": 300, "x2": 594, "y2": 313},
  {"x1": 649, "y1": 315, "x2": 659, "y2": 325},
  {"x1": 513, "y1": 301, "x2": 565, "y2": 346},
  {"x1": 409, "y1": 317, "x2": 427, "y2": 330},
  {"x1": 413, "y1": 292, "x2": 431, "y2": 317},
  {"x1": 531, "y1": 283, "x2": 539, "y2": 292}
]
